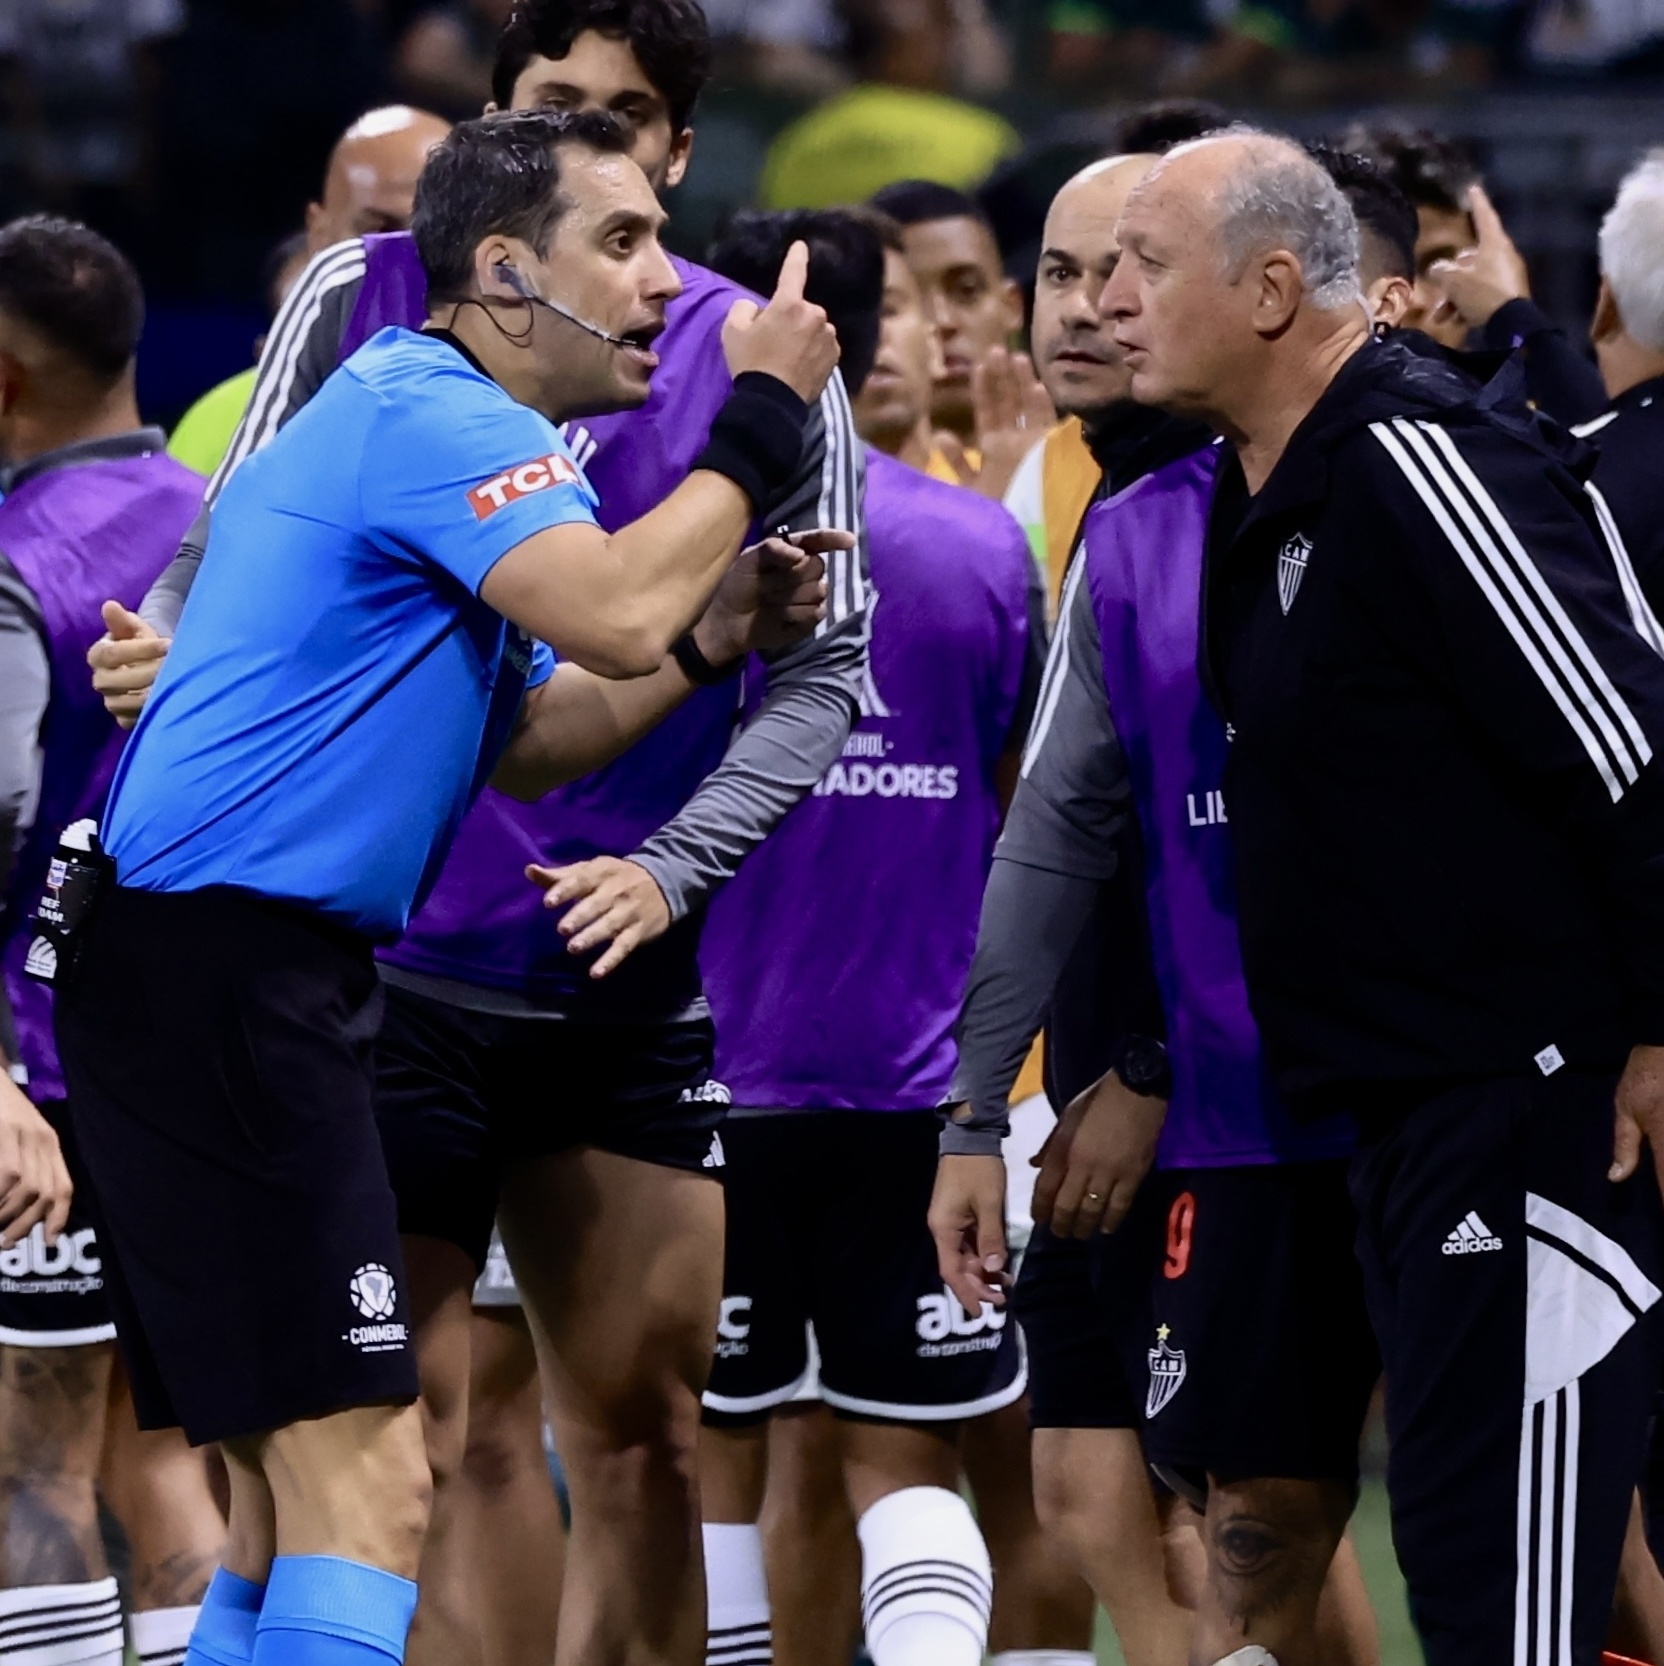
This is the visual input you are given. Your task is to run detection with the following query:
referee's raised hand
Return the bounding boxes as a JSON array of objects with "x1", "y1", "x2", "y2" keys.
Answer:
[{"x1": 721, "y1": 240, "x2": 841, "y2": 403}]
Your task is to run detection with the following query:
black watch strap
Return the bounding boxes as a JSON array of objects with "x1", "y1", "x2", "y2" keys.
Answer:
[
  {"x1": 1116, "y1": 1034, "x2": 1172, "y2": 1098},
  {"x1": 672, "y1": 632, "x2": 743, "y2": 686}
]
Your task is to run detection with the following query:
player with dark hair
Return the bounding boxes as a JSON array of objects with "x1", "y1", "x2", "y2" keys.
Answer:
[
  {"x1": 0, "y1": 213, "x2": 210, "y2": 1666},
  {"x1": 1340, "y1": 125, "x2": 1478, "y2": 345},
  {"x1": 708, "y1": 210, "x2": 883, "y2": 397},
  {"x1": 492, "y1": 0, "x2": 712, "y2": 133},
  {"x1": 1341, "y1": 124, "x2": 1608, "y2": 419},
  {"x1": 867, "y1": 179, "x2": 1024, "y2": 449},
  {"x1": 87, "y1": 7, "x2": 871, "y2": 1663},
  {"x1": 698, "y1": 204, "x2": 1045, "y2": 1666},
  {"x1": 1308, "y1": 144, "x2": 1416, "y2": 325},
  {"x1": 1112, "y1": 99, "x2": 1228, "y2": 157}
]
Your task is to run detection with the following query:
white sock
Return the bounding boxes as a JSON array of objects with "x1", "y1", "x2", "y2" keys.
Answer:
[
  {"x1": 703, "y1": 1522, "x2": 772, "y2": 1665},
  {"x1": 857, "y1": 1485, "x2": 990, "y2": 1666},
  {"x1": 1212, "y1": 1652, "x2": 1279, "y2": 1666},
  {"x1": 0, "y1": 1577, "x2": 123, "y2": 1663},
  {"x1": 990, "y1": 1654, "x2": 1098, "y2": 1665},
  {"x1": 132, "y1": 1603, "x2": 202, "y2": 1666}
]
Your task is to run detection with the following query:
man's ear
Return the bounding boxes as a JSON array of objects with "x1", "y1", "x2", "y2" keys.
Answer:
[
  {"x1": 1368, "y1": 273, "x2": 1415, "y2": 332},
  {"x1": 1253, "y1": 250, "x2": 1303, "y2": 336},
  {"x1": 1590, "y1": 275, "x2": 1623, "y2": 349},
  {"x1": 999, "y1": 275, "x2": 1025, "y2": 334},
  {"x1": 664, "y1": 127, "x2": 695, "y2": 190},
  {"x1": 475, "y1": 236, "x2": 524, "y2": 299}
]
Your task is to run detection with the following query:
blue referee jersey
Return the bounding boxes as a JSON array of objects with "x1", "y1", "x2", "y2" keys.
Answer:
[{"x1": 105, "y1": 327, "x2": 598, "y2": 939}]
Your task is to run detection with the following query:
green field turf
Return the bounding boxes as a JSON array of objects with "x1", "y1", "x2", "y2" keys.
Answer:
[{"x1": 1093, "y1": 1477, "x2": 1419, "y2": 1664}]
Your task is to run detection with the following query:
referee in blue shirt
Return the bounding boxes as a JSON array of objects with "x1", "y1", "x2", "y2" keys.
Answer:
[{"x1": 53, "y1": 109, "x2": 839, "y2": 1666}]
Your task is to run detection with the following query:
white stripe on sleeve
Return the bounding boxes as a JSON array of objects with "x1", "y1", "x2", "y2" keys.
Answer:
[
  {"x1": 1584, "y1": 480, "x2": 1664, "y2": 659},
  {"x1": 206, "y1": 238, "x2": 366, "y2": 503},
  {"x1": 1020, "y1": 550, "x2": 1086, "y2": 778},
  {"x1": 1369, "y1": 419, "x2": 1647, "y2": 804}
]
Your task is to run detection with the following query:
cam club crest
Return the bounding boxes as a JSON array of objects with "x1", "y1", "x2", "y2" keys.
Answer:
[
  {"x1": 1147, "y1": 1323, "x2": 1187, "y2": 1418},
  {"x1": 1277, "y1": 532, "x2": 1313, "y2": 615}
]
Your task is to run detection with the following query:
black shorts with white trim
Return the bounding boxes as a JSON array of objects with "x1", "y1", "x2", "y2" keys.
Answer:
[
  {"x1": 1351, "y1": 1068, "x2": 1664, "y2": 1666},
  {"x1": 0, "y1": 1101, "x2": 115, "y2": 1349},
  {"x1": 702, "y1": 1110, "x2": 1025, "y2": 1425}
]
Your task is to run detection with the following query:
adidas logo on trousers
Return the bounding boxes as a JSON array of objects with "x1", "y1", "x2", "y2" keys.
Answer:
[{"x1": 1443, "y1": 1211, "x2": 1503, "y2": 1254}]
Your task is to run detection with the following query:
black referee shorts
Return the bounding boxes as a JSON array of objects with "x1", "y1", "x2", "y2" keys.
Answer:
[
  {"x1": 54, "y1": 886, "x2": 417, "y2": 1445},
  {"x1": 1352, "y1": 1069, "x2": 1664, "y2": 1666},
  {"x1": 373, "y1": 982, "x2": 724, "y2": 1272}
]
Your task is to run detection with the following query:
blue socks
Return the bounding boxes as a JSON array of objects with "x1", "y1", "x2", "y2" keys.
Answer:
[
  {"x1": 184, "y1": 1568, "x2": 266, "y2": 1666},
  {"x1": 250, "y1": 1556, "x2": 418, "y2": 1665}
]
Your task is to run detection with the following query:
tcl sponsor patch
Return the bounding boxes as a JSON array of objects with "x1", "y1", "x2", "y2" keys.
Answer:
[{"x1": 469, "y1": 453, "x2": 580, "y2": 519}]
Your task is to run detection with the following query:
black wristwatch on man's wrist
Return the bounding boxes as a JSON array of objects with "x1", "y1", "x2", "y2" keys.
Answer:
[{"x1": 1114, "y1": 1034, "x2": 1172, "y2": 1099}]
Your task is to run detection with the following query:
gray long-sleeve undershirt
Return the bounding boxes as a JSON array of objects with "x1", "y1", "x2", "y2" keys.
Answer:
[
  {"x1": 941, "y1": 561, "x2": 1138, "y2": 1156},
  {"x1": 0, "y1": 557, "x2": 48, "y2": 1073},
  {"x1": 0, "y1": 558, "x2": 47, "y2": 918},
  {"x1": 138, "y1": 239, "x2": 870, "y2": 927}
]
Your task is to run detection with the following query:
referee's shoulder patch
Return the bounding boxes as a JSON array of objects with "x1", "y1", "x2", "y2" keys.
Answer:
[{"x1": 469, "y1": 452, "x2": 581, "y2": 520}]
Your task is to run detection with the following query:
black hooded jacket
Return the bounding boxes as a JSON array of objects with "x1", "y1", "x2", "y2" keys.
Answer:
[{"x1": 1203, "y1": 336, "x2": 1664, "y2": 1120}]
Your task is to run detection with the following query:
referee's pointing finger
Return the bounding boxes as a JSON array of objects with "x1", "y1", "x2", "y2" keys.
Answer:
[{"x1": 773, "y1": 240, "x2": 809, "y2": 304}]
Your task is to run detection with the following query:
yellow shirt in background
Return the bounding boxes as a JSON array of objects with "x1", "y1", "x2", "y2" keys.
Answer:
[
  {"x1": 761, "y1": 84, "x2": 1020, "y2": 210},
  {"x1": 924, "y1": 445, "x2": 981, "y2": 486},
  {"x1": 168, "y1": 367, "x2": 256, "y2": 480}
]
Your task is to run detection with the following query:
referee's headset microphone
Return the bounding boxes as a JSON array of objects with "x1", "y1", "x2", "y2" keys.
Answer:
[{"x1": 493, "y1": 261, "x2": 638, "y2": 349}]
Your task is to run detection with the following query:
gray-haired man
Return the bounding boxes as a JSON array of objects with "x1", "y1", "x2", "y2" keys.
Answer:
[{"x1": 1099, "y1": 129, "x2": 1664, "y2": 1666}]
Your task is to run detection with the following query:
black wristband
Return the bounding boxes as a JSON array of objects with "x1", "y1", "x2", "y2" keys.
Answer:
[
  {"x1": 692, "y1": 372, "x2": 810, "y2": 512},
  {"x1": 671, "y1": 631, "x2": 742, "y2": 686}
]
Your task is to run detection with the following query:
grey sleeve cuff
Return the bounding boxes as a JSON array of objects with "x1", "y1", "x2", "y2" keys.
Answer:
[
  {"x1": 139, "y1": 506, "x2": 208, "y2": 634},
  {"x1": 630, "y1": 613, "x2": 864, "y2": 919},
  {"x1": 938, "y1": 1123, "x2": 1007, "y2": 1158}
]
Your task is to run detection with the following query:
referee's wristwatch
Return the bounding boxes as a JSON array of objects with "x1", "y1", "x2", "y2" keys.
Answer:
[{"x1": 1114, "y1": 1035, "x2": 1172, "y2": 1099}]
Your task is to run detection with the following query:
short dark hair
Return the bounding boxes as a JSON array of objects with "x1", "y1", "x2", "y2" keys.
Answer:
[
  {"x1": 413, "y1": 108, "x2": 632, "y2": 302},
  {"x1": 868, "y1": 179, "x2": 991, "y2": 232},
  {"x1": 1309, "y1": 143, "x2": 1416, "y2": 282},
  {"x1": 491, "y1": 0, "x2": 713, "y2": 133},
  {"x1": 0, "y1": 215, "x2": 143, "y2": 383},
  {"x1": 1113, "y1": 99, "x2": 1230, "y2": 156},
  {"x1": 1339, "y1": 125, "x2": 1478, "y2": 217},
  {"x1": 852, "y1": 205, "x2": 905, "y2": 257},
  {"x1": 706, "y1": 208, "x2": 884, "y2": 396}
]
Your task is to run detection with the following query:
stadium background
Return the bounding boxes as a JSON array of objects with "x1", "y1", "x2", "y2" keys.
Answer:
[{"x1": 5, "y1": 2, "x2": 1656, "y2": 1659}]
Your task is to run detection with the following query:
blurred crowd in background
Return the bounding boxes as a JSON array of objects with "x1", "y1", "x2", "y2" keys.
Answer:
[{"x1": 2, "y1": 0, "x2": 1660, "y2": 423}]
